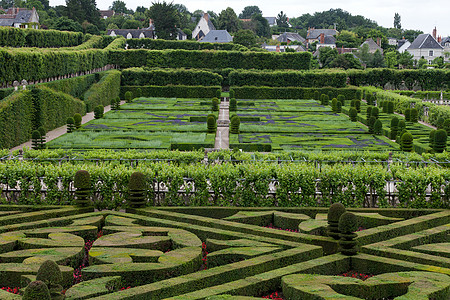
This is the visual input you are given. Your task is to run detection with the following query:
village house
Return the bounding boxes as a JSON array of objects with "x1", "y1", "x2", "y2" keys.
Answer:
[
  {"x1": 199, "y1": 30, "x2": 232, "y2": 43},
  {"x1": 315, "y1": 33, "x2": 336, "y2": 50},
  {"x1": 407, "y1": 28, "x2": 444, "y2": 64},
  {"x1": 0, "y1": 7, "x2": 39, "y2": 29},
  {"x1": 306, "y1": 27, "x2": 338, "y2": 45},
  {"x1": 360, "y1": 38, "x2": 383, "y2": 54},
  {"x1": 192, "y1": 12, "x2": 215, "y2": 41}
]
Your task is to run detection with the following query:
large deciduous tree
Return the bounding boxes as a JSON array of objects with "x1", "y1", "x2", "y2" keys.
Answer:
[
  {"x1": 217, "y1": 7, "x2": 240, "y2": 33},
  {"x1": 393, "y1": 13, "x2": 401, "y2": 29},
  {"x1": 276, "y1": 11, "x2": 289, "y2": 28},
  {"x1": 239, "y1": 5, "x2": 262, "y2": 19},
  {"x1": 233, "y1": 29, "x2": 257, "y2": 48},
  {"x1": 147, "y1": 1, "x2": 180, "y2": 40},
  {"x1": 110, "y1": 0, "x2": 129, "y2": 14},
  {"x1": 65, "y1": 0, "x2": 100, "y2": 26}
]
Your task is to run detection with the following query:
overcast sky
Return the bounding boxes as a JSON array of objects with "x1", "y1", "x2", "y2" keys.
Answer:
[{"x1": 50, "y1": 0, "x2": 450, "y2": 36}]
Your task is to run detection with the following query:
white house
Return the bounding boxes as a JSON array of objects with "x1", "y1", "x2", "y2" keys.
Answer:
[
  {"x1": 0, "y1": 7, "x2": 39, "y2": 29},
  {"x1": 192, "y1": 12, "x2": 216, "y2": 41},
  {"x1": 397, "y1": 39, "x2": 411, "y2": 53},
  {"x1": 441, "y1": 36, "x2": 450, "y2": 63},
  {"x1": 407, "y1": 33, "x2": 444, "y2": 64}
]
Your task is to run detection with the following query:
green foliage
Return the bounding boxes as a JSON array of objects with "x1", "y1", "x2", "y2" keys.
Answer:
[
  {"x1": 40, "y1": 74, "x2": 96, "y2": 100},
  {"x1": 366, "y1": 106, "x2": 372, "y2": 120},
  {"x1": 83, "y1": 70, "x2": 121, "y2": 112},
  {"x1": 229, "y1": 89, "x2": 235, "y2": 98},
  {"x1": 338, "y1": 212, "x2": 358, "y2": 256},
  {"x1": 36, "y1": 260, "x2": 62, "y2": 286},
  {"x1": 217, "y1": 7, "x2": 241, "y2": 33},
  {"x1": 355, "y1": 99, "x2": 361, "y2": 112},
  {"x1": 371, "y1": 107, "x2": 379, "y2": 119},
  {"x1": 404, "y1": 108, "x2": 411, "y2": 122},
  {"x1": 410, "y1": 108, "x2": 418, "y2": 123},
  {"x1": 314, "y1": 91, "x2": 320, "y2": 100},
  {"x1": 338, "y1": 212, "x2": 358, "y2": 233},
  {"x1": 327, "y1": 203, "x2": 346, "y2": 222},
  {"x1": 366, "y1": 94, "x2": 373, "y2": 106},
  {"x1": 0, "y1": 27, "x2": 84, "y2": 48},
  {"x1": 320, "y1": 94, "x2": 329, "y2": 105},
  {"x1": 94, "y1": 105, "x2": 104, "y2": 119},
  {"x1": 212, "y1": 98, "x2": 219, "y2": 111},
  {"x1": 337, "y1": 94, "x2": 345, "y2": 106},
  {"x1": 74, "y1": 170, "x2": 91, "y2": 189},
  {"x1": 229, "y1": 98, "x2": 237, "y2": 111},
  {"x1": 401, "y1": 132, "x2": 414, "y2": 152},
  {"x1": 109, "y1": 49, "x2": 312, "y2": 70},
  {"x1": 433, "y1": 129, "x2": 447, "y2": 153},
  {"x1": 387, "y1": 101, "x2": 394, "y2": 114},
  {"x1": 230, "y1": 115, "x2": 240, "y2": 134},
  {"x1": 207, "y1": 116, "x2": 217, "y2": 133},
  {"x1": 128, "y1": 171, "x2": 146, "y2": 191},
  {"x1": 373, "y1": 119, "x2": 382, "y2": 135},
  {"x1": 23, "y1": 281, "x2": 51, "y2": 300},
  {"x1": 73, "y1": 113, "x2": 82, "y2": 129},
  {"x1": 233, "y1": 29, "x2": 257, "y2": 48},
  {"x1": 121, "y1": 85, "x2": 220, "y2": 99},
  {"x1": 436, "y1": 118, "x2": 445, "y2": 129},
  {"x1": 429, "y1": 130, "x2": 436, "y2": 150},
  {"x1": 390, "y1": 117, "x2": 399, "y2": 139},
  {"x1": 31, "y1": 130, "x2": 41, "y2": 150},
  {"x1": 368, "y1": 116, "x2": 376, "y2": 134},
  {"x1": 216, "y1": 89, "x2": 222, "y2": 99},
  {"x1": 331, "y1": 98, "x2": 338, "y2": 113},
  {"x1": 336, "y1": 101, "x2": 342, "y2": 113},
  {"x1": 126, "y1": 38, "x2": 245, "y2": 51},
  {"x1": 121, "y1": 68, "x2": 223, "y2": 86},
  {"x1": 349, "y1": 107, "x2": 357, "y2": 122},
  {"x1": 67, "y1": 117, "x2": 75, "y2": 133}
]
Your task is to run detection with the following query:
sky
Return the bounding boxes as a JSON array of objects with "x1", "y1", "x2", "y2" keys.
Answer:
[{"x1": 50, "y1": 0, "x2": 450, "y2": 36}]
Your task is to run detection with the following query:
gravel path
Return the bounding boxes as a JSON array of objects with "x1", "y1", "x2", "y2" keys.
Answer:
[{"x1": 214, "y1": 99, "x2": 230, "y2": 149}]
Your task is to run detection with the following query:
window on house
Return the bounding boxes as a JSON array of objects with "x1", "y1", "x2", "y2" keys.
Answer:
[
  {"x1": 19, "y1": 24, "x2": 25, "y2": 28},
  {"x1": 428, "y1": 60, "x2": 432, "y2": 64},
  {"x1": 429, "y1": 50, "x2": 434, "y2": 56}
]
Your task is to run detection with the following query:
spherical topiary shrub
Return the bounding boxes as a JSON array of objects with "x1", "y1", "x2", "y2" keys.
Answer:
[
  {"x1": 433, "y1": 129, "x2": 447, "y2": 153},
  {"x1": 355, "y1": 100, "x2": 361, "y2": 112},
  {"x1": 436, "y1": 117, "x2": 445, "y2": 129},
  {"x1": 36, "y1": 260, "x2": 63, "y2": 285},
  {"x1": 336, "y1": 100, "x2": 342, "y2": 113},
  {"x1": 366, "y1": 106, "x2": 372, "y2": 120},
  {"x1": 23, "y1": 280, "x2": 51, "y2": 300},
  {"x1": 410, "y1": 108, "x2": 418, "y2": 122},
  {"x1": 337, "y1": 94, "x2": 345, "y2": 106},
  {"x1": 216, "y1": 89, "x2": 222, "y2": 99},
  {"x1": 136, "y1": 88, "x2": 142, "y2": 98},
  {"x1": 212, "y1": 97, "x2": 219, "y2": 111},
  {"x1": 128, "y1": 172, "x2": 147, "y2": 208},
  {"x1": 388, "y1": 101, "x2": 394, "y2": 114},
  {"x1": 207, "y1": 115, "x2": 217, "y2": 133},
  {"x1": 73, "y1": 113, "x2": 82, "y2": 129},
  {"x1": 124, "y1": 91, "x2": 133, "y2": 103},
  {"x1": 429, "y1": 129, "x2": 436, "y2": 150},
  {"x1": 404, "y1": 108, "x2": 411, "y2": 122},
  {"x1": 314, "y1": 90, "x2": 320, "y2": 101},
  {"x1": 368, "y1": 116, "x2": 376, "y2": 134},
  {"x1": 327, "y1": 203, "x2": 346, "y2": 240},
  {"x1": 32, "y1": 130, "x2": 41, "y2": 150},
  {"x1": 229, "y1": 98, "x2": 237, "y2": 111},
  {"x1": 338, "y1": 212, "x2": 358, "y2": 256},
  {"x1": 401, "y1": 132, "x2": 414, "y2": 152},
  {"x1": 366, "y1": 94, "x2": 373, "y2": 106},
  {"x1": 94, "y1": 105, "x2": 104, "y2": 119},
  {"x1": 331, "y1": 98, "x2": 338, "y2": 113},
  {"x1": 349, "y1": 107, "x2": 357, "y2": 122},
  {"x1": 230, "y1": 115, "x2": 240, "y2": 134},
  {"x1": 67, "y1": 117, "x2": 75, "y2": 133},
  {"x1": 371, "y1": 107, "x2": 379, "y2": 119},
  {"x1": 390, "y1": 117, "x2": 399, "y2": 139},
  {"x1": 373, "y1": 119, "x2": 382, "y2": 135},
  {"x1": 74, "y1": 170, "x2": 91, "y2": 206},
  {"x1": 229, "y1": 89, "x2": 235, "y2": 98}
]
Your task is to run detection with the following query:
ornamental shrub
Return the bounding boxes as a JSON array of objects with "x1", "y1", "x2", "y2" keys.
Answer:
[
  {"x1": 229, "y1": 89, "x2": 235, "y2": 98},
  {"x1": 366, "y1": 106, "x2": 372, "y2": 120},
  {"x1": 368, "y1": 116, "x2": 376, "y2": 134},
  {"x1": 216, "y1": 89, "x2": 222, "y2": 99},
  {"x1": 207, "y1": 116, "x2": 217, "y2": 133},
  {"x1": 323, "y1": 94, "x2": 329, "y2": 105},
  {"x1": 128, "y1": 172, "x2": 146, "y2": 208},
  {"x1": 433, "y1": 129, "x2": 447, "y2": 153},
  {"x1": 371, "y1": 107, "x2": 379, "y2": 119},
  {"x1": 314, "y1": 90, "x2": 320, "y2": 100},
  {"x1": 94, "y1": 105, "x2": 104, "y2": 119},
  {"x1": 327, "y1": 203, "x2": 346, "y2": 240},
  {"x1": 74, "y1": 170, "x2": 91, "y2": 206},
  {"x1": 436, "y1": 117, "x2": 445, "y2": 129},
  {"x1": 32, "y1": 130, "x2": 41, "y2": 150},
  {"x1": 338, "y1": 212, "x2": 358, "y2": 256},
  {"x1": 355, "y1": 89, "x2": 362, "y2": 100},
  {"x1": 38, "y1": 126, "x2": 46, "y2": 149},
  {"x1": 229, "y1": 98, "x2": 237, "y2": 111},
  {"x1": 328, "y1": 91, "x2": 334, "y2": 101},
  {"x1": 67, "y1": 117, "x2": 75, "y2": 133},
  {"x1": 401, "y1": 132, "x2": 414, "y2": 152},
  {"x1": 36, "y1": 260, "x2": 62, "y2": 286},
  {"x1": 23, "y1": 281, "x2": 51, "y2": 300},
  {"x1": 349, "y1": 107, "x2": 357, "y2": 122},
  {"x1": 355, "y1": 100, "x2": 361, "y2": 112},
  {"x1": 212, "y1": 97, "x2": 219, "y2": 111},
  {"x1": 382, "y1": 101, "x2": 389, "y2": 113},
  {"x1": 230, "y1": 115, "x2": 240, "y2": 134},
  {"x1": 136, "y1": 88, "x2": 142, "y2": 98},
  {"x1": 336, "y1": 101, "x2": 342, "y2": 113},
  {"x1": 366, "y1": 94, "x2": 373, "y2": 106},
  {"x1": 443, "y1": 119, "x2": 450, "y2": 135},
  {"x1": 124, "y1": 91, "x2": 133, "y2": 103},
  {"x1": 404, "y1": 108, "x2": 411, "y2": 122},
  {"x1": 387, "y1": 101, "x2": 394, "y2": 114},
  {"x1": 331, "y1": 98, "x2": 338, "y2": 113},
  {"x1": 373, "y1": 119, "x2": 382, "y2": 135},
  {"x1": 410, "y1": 108, "x2": 418, "y2": 122},
  {"x1": 73, "y1": 113, "x2": 82, "y2": 129},
  {"x1": 390, "y1": 117, "x2": 399, "y2": 139},
  {"x1": 429, "y1": 130, "x2": 436, "y2": 150},
  {"x1": 337, "y1": 94, "x2": 345, "y2": 106},
  {"x1": 320, "y1": 94, "x2": 326, "y2": 105},
  {"x1": 350, "y1": 99, "x2": 356, "y2": 107}
]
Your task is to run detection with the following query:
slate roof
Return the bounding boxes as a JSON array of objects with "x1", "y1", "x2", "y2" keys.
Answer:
[
  {"x1": 306, "y1": 29, "x2": 337, "y2": 39},
  {"x1": 277, "y1": 32, "x2": 306, "y2": 43},
  {"x1": 0, "y1": 8, "x2": 34, "y2": 26},
  {"x1": 100, "y1": 10, "x2": 114, "y2": 18},
  {"x1": 408, "y1": 34, "x2": 443, "y2": 49},
  {"x1": 107, "y1": 29, "x2": 155, "y2": 39},
  {"x1": 322, "y1": 35, "x2": 336, "y2": 44},
  {"x1": 441, "y1": 36, "x2": 450, "y2": 46},
  {"x1": 360, "y1": 38, "x2": 383, "y2": 53},
  {"x1": 265, "y1": 17, "x2": 276, "y2": 26},
  {"x1": 199, "y1": 30, "x2": 232, "y2": 43}
]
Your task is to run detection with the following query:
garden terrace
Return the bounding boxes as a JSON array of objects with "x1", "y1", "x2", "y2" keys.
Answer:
[{"x1": 0, "y1": 206, "x2": 447, "y2": 299}]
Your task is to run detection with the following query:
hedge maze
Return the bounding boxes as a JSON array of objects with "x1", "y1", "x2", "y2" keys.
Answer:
[{"x1": 0, "y1": 206, "x2": 447, "y2": 299}]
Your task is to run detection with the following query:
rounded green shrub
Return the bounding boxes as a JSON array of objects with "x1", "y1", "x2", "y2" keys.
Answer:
[
  {"x1": 338, "y1": 212, "x2": 358, "y2": 233},
  {"x1": 338, "y1": 212, "x2": 358, "y2": 256},
  {"x1": 38, "y1": 126, "x2": 46, "y2": 137},
  {"x1": 390, "y1": 117, "x2": 399, "y2": 139},
  {"x1": 212, "y1": 97, "x2": 219, "y2": 111},
  {"x1": 373, "y1": 119, "x2": 382, "y2": 135},
  {"x1": 366, "y1": 94, "x2": 373, "y2": 106},
  {"x1": 124, "y1": 91, "x2": 133, "y2": 103},
  {"x1": 314, "y1": 90, "x2": 320, "y2": 100},
  {"x1": 387, "y1": 101, "x2": 394, "y2": 114},
  {"x1": 368, "y1": 116, "x2": 376, "y2": 134},
  {"x1": 410, "y1": 108, "x2": 418, "y2": 122},
  {"x1": 230, "y1": 115, "x2": 240, "y2": 134},
  {"x1": 336, "y1": 100, "x2": 342, "y2": 113},
  {"x1": 429, "y1": 129, "x2": 436, "y2": 150},
  {"x1": 350, "y1": 99, "x2": 356, "y2": 107},
  {"x1": 366, "y1": 106, "x2": 372, "y2": 120},
  {"x1": 32, "y1": 130, "x2": 41, "y2": 150},
  {"x1": 128, "y1": 172, "x2": 147, "y2": 208},
  {"x1": 207, "y1": 116, "x2": 217, "y2": 133},
  {"x1": 216, "y1": 89, "x2": 222, "y2": 99},
  {"x1": 349, "y1": 107, "x2": 357, "y2": 122},
  {"x1": 229, "y1": 89, "x2": 235, "y2": 98},
  {"x1": 355, "y1": 100, "x2": 361, "y2": 112},
  {"x1": 327, "y1": 203, "x2": 346, "y2": 240},
  {"x1": 355, "y1": 90, "x2": 362, "y2": 100},
  {"x1": 404, "y1": 108, "x2": 411, "y2": 122},
  {"x1": 23, "y1": 280, "x2": 51, "y2": 300},
  {"x1": 433, "y1": 129, "x2": 447, "y2": 153},
  {"x1": 229, "y1": 98, "x2": 237, "y2": 111},
  {"x1": 36, "y1": 260, "x2": 62, "y2": 286},
  {"x1": 73, "y1": 113, "x2": 82, "y2": 129},
  {"x1": 66, "y1": 117, "x2": 75, "y2": 133},
  {"x1": 371, "y1": 107, "x2": 379, "y2": 119},
  {"x1": 331, "y1": 98, "x2": 338, "y2": 113},
  {"x1": 401, "y1": 132, "x2": 414, "y2": 152},
  {"x1": 74, "y1": 170, "x2": 91, "y2": 206},
  {"x1": 436, "y1": 117, "x2": 445, "y2": 129},
  {"x1": 337, "y1": 94, "x2": 345, "y2": 106},
  {"x1": 94, "y1": 105, "x2": 104, "y2": 119}
]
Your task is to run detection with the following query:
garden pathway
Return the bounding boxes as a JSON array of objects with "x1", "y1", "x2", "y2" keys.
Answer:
[
  {"x1": 10, "y1": 101, "x2": 126, "y2": 152},
  {"x1": 214, "y1": 98, "x2": 230, "y2": 149}
]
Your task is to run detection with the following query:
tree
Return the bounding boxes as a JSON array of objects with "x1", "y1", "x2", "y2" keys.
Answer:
[
  {"x1": 330, "y1": 53, "x2": 363, "y2": 69},
  {"x1": 398, "y1": 51, "x2": 414, "y2": 68},
  {"x1": 233, "y1": 29, "x2": 257, "y2": 48},
  {"x1": 335, "y1": 30, "x2": 361, "y2": 48},
  {"x1": 121, "y1": 19, "x2": 142, "y2": 29},
  {"x1": 51, "y1": 16, "x2": 83, "y2": 32},
  {"x1": 110, "y1": 0, "x2": 129, "y2": 14},
  {"x1": 147, "y1": 1, "x2": 180, "y2": 40},
  {"x1": 251, "y1": 14, "x2": 271, "y2": 38},
  {"x1": 318, "y1": 47, "x2": 338, "y2": 68},
  {"x1": 239, "y1": 6, "x2": 262, "y2": 19},
  {"x1": 417, "y1": 57, "x2": 427, "y2": 69},
  {"x1": 217, "y1": 7, "x2": 240, "y2": 33},
  {"x1": 393, "y1": 13, "x2": 401, "y2": 29},
  {"x1": 385, "y1": 51, "x2": 398, "y2": 68},
  {"x1": 276, "y1": 11, "x2": 289, "y2": 28},
  {"x1": 371, "y1": 49, "x2": 385, "y2": 68},
  {"x1": 136, "y1": 6, "x2": 146, "y2": 14},
  {"x1": 65, "y1": 0, "x2": 100, "y2": 26},
  {"x1": 25, "y1": 0, "x2": 45, "y2": 11}
]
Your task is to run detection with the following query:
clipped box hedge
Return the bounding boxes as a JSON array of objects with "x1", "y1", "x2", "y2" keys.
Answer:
[
  {"x1": 231, "y1": 86, "x2": 361, "y2": 100},
  {"x1": 120, "y1": 85, "x2": 221, "y2": 99},
  {"x1": 126, "y1": 38, "x2": 247, "y2": 51},
  {"x1": 83, "y1": 70, "x2": 121, "y2": 112},
  {"x1": 0, "y1": 27, "x2": 84, "y2": 48}
]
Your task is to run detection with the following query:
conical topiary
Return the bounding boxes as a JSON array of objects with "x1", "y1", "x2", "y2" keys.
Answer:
[
  {"x1": 327, "y1": 203, "x2": 346, "y2": 240},
  {"x1": 23, "y1": 280, "x2": 51, "y2": 300},
  {"x1": 401, "y1": 132, "x2": 414, "y2": 152},
  {"x1": 355, "y1": 99, "x2": 361, "y2": 112},
  {"x1": 433, "y1": 129, "x2": 447, "y2": 153},
  {"x1": 337, "y1": 94, "x2": 345, "y2": 106},
  {"x1": 128, "y1": 172, "x2": 146, "y2": 208},
  {"x1": 366, "y1": 106, "x2": 372, "y2": 120},
  {"x1": 73, "y1": 113, "x2": 82, "y2": 129},
  {"x1": 212, "y1": 97, "x2": 219, "y2": 111},
  {"x1": 331, "y1": 98, "x2": 338, "y2": 113},
  {"x1": 349, "y1": 107, "x2": 357, "y2": 122},
  {"x1": 338, "y1": 212, "x2": 358, "y2": 255},
  {"x1": 404, "y1": 108, "x2": 411, "y2": 122},
  {"x1": 336, "y1": 100, "x2": 342, "y2": 113},
  {"x1": 67, "y1": 117, "x2": 75, "y2": 133},
  {"x1": 74, "y1": 170, "x2": 91, "y2": 206},
  {"x1": 207, "y1": 115, "x2": 217, "y2": 133},
  {"x1": 32, "y1": 130, "x2": 41, "y2": 150},
  {"x1": 230, "y1": 115, "x2": 240, "y2": 134},
  {"x1": 387, "y1": 101, "x2": 394, "y2": 114},
  {"x1": 368, "y1": 116, "x2": 376, "y2": 134},
  {"x1": 371, "y1": 107, "x2": 379, "y2": 119},
  {"x1": 373, "y1": 119, "x2": 382, "y2": 135},
  {"x1": 390, "y1": 117, "x2": 399, "y2": 140},
  {"x1": 36, "y1": 260, "x2": 64, "y2": 299},
  {"x1": 229, "y1": 98, "x2": 237, "y2": 111}
]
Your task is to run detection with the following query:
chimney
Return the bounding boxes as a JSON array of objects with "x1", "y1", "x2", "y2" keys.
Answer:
[
  {"x1": 432, "y1": 27, "x2": 437, "y2": 39},
  {"x1": 376, "y1": 37, "x2": 381, "y2": 47},
  {"x1": 149, "y1": 19, "x2": 153, "y2": 26},
  {"x1": 438, "y1": 36, "x2": 442, "y2": 43},
  {"x1": 320, "y1": 33, "x2": 325, "y2": 44},
  {"x1": 204, "y1": 12, "x2": 209, "y2": 22},
  {"x1": 276, "y1": 44, "x2": 280, "y2": 52}
]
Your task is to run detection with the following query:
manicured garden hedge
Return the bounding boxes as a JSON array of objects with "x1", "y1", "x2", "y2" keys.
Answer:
[
  {"x1": 228, "y1": 70, "x2": 347, "y2": 88},
  {"x1": 393, "y1": 90, "x2": 450, "y2": 100},
  {"x1": 347, "y1": 69, "x2": 450, "y2": 91},
  {"x1": 120, "y1": 85, "x2": 221, "y2": 99},
  {"x1": 38, "y1": 73, "x2": 97, "y2": 99},
  {"x1": 83, "y1": 70, "x2": 121, "y2": 111},
  {"x1": 126, "y1": 38, "x2": 247, "y2": 51},
  {"x1": 0, "y1": 88, "x2": 14, "y2": 100},
  {"x1": 231, "y1": 86, "x2": 361, "y2": 100},
  {"x1": 121, "y1": 68, "x2": 223, "y2": 86},
  {"x1": 0, "y1": 27, "x2": 84, "y2": 48},
  {"x1": 109, "y1": 49, "x2": 312, "y2": 70}
]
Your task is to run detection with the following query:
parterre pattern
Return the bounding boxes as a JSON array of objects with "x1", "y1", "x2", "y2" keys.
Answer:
[{"x1": 0, "y1": 206, "x2": 448, "y2": 299}]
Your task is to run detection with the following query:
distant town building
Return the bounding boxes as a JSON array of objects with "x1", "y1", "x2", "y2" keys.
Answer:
[
  {"x1": 306, "y1": 28, "x2": 338, "y2": 44},
  {"x1": 108, "y1": 19, "x2": 186, "y2": 41},
  {"x1": 316, "y1": 33, "x2": 336, "y2": 49},
  {"x1": 360, "y1": 38, "x2": 383, "y2": 54},
  {"x1": 264, "y1": 17, "x2": 276, "y2": 27},
  {"x1": 397, "y1": 39, "x2": 411, "y2": 53},
  {"x1": 199, "y1": 30, "x2": 232, "y2": 43},
  {"x1": 407, "y1": 29, "x2": 444, "y2": 64},
  {"x1": 192, "y1": 12, "x2": 215, "y2": 41},
  {"x1": 262, "y1": 43, "x2": 306, "y2": 52},
  {"x1": 100, "y1": 10, "x2": 115, "y2": 19},
  {"x1": 276, "y1": 32, "x2": 306, "y2": 44},
  {"x1": 0, "y1": 7, "x2": 39, "y2": 29}
]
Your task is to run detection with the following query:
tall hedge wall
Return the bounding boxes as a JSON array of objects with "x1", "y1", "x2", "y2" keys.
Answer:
[
  {"x1": 0, "y1": 88, "x2": 14, "y2": 101},
  {"x1": 83, "y1": 70, "x2": 121, "y2": 111},
  {"x1": 0, "y1": 49, "x2": 108, "y2": 84},
  {"x1": 126, "y1": 38, "x2": 247, "y2": 51},
  {"x1": 228, "y1": 69, "x2": 347, "y2": 88},
  {"x1": 347, "y1": 69, "x2": 450, "y2": 91},
  {"x1": 121, "y1": 85, "x2": 221, "y2": 99},
  {"x1": 38, "y1": 74, "x2": 97, "y2": 99},
  {"x1": 109, "y1": 49, "x2": 312, "y2": 70},
  {"x1": 121, "y1": 67, "x2": 223, "y2": 86},
  {"x1": 0, "y1": 27, "x2": 84, "y2": 48},
  {"x1": 231, "y1": 86, "x2": 361, "y2": 100}
]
